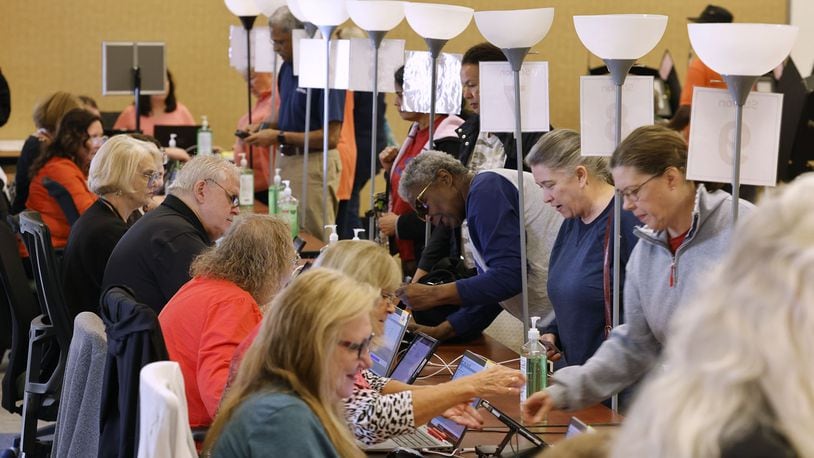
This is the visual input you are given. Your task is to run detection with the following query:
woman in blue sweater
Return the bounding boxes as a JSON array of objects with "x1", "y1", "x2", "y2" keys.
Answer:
[{"x1": 525, "y1": 129, "x2": 639, "y2": 369}]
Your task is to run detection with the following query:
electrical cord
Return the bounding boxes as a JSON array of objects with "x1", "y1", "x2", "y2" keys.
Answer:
[{"x1": 417, "y1": 354, "x2": 461, "y2": 379}]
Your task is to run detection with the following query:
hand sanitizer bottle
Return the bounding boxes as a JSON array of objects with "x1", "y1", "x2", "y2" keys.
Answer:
[
  {"x1": 269, "y1": 168, "x2": 282, "y2": 215},
  {"x1": 520, "y1": 316, "x2": 547, "y2": 405},
  {"x1": 238, "y1": 153, "x2": 254, "y2": 211},
  {"x1": 352, "y1": 228, "x2": 365, "y2": 241},
  {"x1": 197, "y1": 116, "x2": 213, "y2": 156},
  {"x1": 279, "y1": 180, "x2": 298, "y2": 238},
  {"x1": 324, "y1": 225, "x2": 339, "y2": 245}
]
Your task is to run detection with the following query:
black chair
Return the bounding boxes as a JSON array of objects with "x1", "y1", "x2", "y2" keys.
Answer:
[
  {"x1": 41, "y1": 178, "x2": 79, "y2": 227},
  {"x1": 99, "y1": 285, "x2": 168, "y2": 458},
  {"x1": 0, "y1": 182, "x2": 14, "y2": 357},
  {"x1": 17, "y1": 211, "x2": 74, "y2": 457}
]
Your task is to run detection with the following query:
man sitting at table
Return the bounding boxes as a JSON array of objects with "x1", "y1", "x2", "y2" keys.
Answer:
[
  {"x1": 103, "y1": 154, "x2": 240, "y2": 313},
  {"x1": 244, "y1": 5, "x2": 345, "y2": 242}
]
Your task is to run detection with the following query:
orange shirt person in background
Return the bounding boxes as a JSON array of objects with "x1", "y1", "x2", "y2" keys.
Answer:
[{"x1": 113, "y1": 69, "x2": 195, "y2": 136}]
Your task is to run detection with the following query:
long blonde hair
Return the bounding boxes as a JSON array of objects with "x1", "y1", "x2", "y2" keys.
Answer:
[
  {"x1": 204, "y1": 268, "x2": 377, "y2": 457},
  {"x1": 612, "y1": 174, "x2": 814, "y2": 457},
  {"x1": 313, "y1": 240, "x2": 401, "y2": 293}
]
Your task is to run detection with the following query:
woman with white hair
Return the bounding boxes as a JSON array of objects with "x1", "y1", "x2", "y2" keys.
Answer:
[
  {"x1": 611, "y1": 174, "x2": 814, "y2": 457},
  {"x1": 61, "y1": 134, "x2": 163, "y2": 317}
]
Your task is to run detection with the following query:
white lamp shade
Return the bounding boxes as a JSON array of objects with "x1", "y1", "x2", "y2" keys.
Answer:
[
  {"x1": 225, "y1": 0, "x2": 262, "y2": 16},
  {"x1": 573, "y1": 14, "x2": 668, "y2": 60},
  {"x1": 404, "y1": 3, "x2": 473, "y2": 40},
  {"x1": 474, "y1": 8, "x2": 554, "y2": 49},
  {"x1": 688, "y1": 23, "x2": 798, "y2": 76},
  {"x1": 256, "y1": 0, "x2": 286, "y2": 16},
  {"x1": 286, "y1": 0, "x2": 309, "y2": 22},
  {"x1": 347, "y1": 0, "x2": 405, "y2": 32},
  {"x1": 298, "y1": 0, "x2": 349, "y2": 26}
]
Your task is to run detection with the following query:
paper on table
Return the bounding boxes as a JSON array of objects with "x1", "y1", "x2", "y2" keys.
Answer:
[
  {"x1": 687, "y1": 87, "x2": 783, "y2": 187},
  {"x1": 479, "y1": 61, "x2": 550, "y2": 133},
  {"x1": 579, "y1": 75, "x2": 654, "y2": 157}
]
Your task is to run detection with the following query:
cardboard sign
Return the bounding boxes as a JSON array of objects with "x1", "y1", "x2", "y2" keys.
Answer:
[
  {"x1": 479, "y1": 61, "x2": 550, "y2": 133},
  {"x1": 297, "y1": 38, "x2": 351, "y2": 90},
  {"x1": 580, "y1": 75, "x2": 654, "y2": 156},
  {"x1": 401, "y1": 51, "x2": 462, "y2": 115},
  {"x1": 687, "y1": 87, "x2": 783, "y2": 186},
  {"x1": 229, "y1": 26, "x2": 277, "y2": 72},
  {"x1": 347, "y1": 38, "x2": 405, "y2": 93}
]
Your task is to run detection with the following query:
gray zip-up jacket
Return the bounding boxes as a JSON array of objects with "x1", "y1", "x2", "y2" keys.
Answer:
[{"x1": 547, "y1": 186, "x2": 754, "y2": 410}]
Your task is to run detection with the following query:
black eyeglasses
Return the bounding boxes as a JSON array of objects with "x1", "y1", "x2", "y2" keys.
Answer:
[
  {"x1": 338, "y1": 333, "x2": 375, "y2": 360},
  {"x1": 414, "y1": 179, "x2": 435, "y2": 221},
  {"x1": 206, "y1": 179, "x2": 239, "y2": 208},
  {"x1": 142, "y1": 170, "x2": 163, "y2": 187},
  {"x1": 620, "y1": 172, "x2": 663, "y2": 202}
]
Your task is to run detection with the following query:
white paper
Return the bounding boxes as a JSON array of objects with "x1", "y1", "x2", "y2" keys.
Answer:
[
  {"x1": 479, "y1": 62, "x2": 550, "y2": 133},
  {"x1": 228, "y1": 26, "x2": 277, "y2": 73},
  {"x1": 687, "y1": 88, "x2": 783, "y2": 187},
  {"x1": 580, "y1": 75, "x2": 655, "y2": 156},
  {"x1": 297, "y1": 38, "x2": 351, "y2": 90},
  {"x1": 347, "y1": 38, "x2": 405, "y2": 93},
  {"x1": 401, "y1": 51, "x2": 462, "y2": 115},
  {"x1": 291, "y1": 29, "x2": 307, "y2": 76}
]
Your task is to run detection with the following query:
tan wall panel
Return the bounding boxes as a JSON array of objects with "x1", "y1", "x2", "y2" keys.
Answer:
[{"x1": 0, "y1": 0, "x2": 787, "y2": 151}]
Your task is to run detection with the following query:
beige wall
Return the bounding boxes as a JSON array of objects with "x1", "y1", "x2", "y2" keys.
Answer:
[{"x1": 0, "y1": 0, "x2": 787, "y2": 147}]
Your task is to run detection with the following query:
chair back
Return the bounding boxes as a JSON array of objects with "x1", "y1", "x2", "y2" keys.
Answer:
[
  {"x1": 0, "y1": 215, "x2": 41, "y2": 414},
  {"x1": 137, "y1": 362, "x2": 196, "y2": 458},
  {"x1": 18, "y1": 210, "x2": 73, "y2": 348},
  {"x1": 41, "y1": 177, "x2": 80, "y2": 226},
  {"x1": 52, "y1": 312, "x2": 107, "y2": 458}
]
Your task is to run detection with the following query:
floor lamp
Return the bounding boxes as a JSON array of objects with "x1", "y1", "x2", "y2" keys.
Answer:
[
  {"x1": 474, "y1": 7, "x2": 555, "y2": 344},
  {"x1": 688, "y1": 23, "x2": 798, "y2": 222},
  {"x1": 404, "y1": 2, "x2": 472, "y2": 244},
  {"x1": 347, "y1": 0, "x2": 405, "y2": 241},
  {"x1": 573, "y1": 13, "x2": 667, "y2": 412}
]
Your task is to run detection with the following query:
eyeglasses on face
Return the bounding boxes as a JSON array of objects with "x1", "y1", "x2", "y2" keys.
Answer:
[
  {"x1": 620, "y1": 172, "x2": 663, "y2": 202},
  {"x1": 380, "y1": 291, "x2": 400, "y2": 306},
  {"x1": 414, "y1": 178, "x2": 436, "y2": 221},
  {"x1": 338, "y1": 333, "x2": 375, "y2": 360},
  {"x1": 142, "y1": 170, "x2": 163, "y2": 187},
  {"x1": 205, "y1": 178, "x2": 239, "y2": 208}
]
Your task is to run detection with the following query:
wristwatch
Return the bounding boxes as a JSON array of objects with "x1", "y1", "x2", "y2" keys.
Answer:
[{"x1": 277, "y1": 131, "x2": 286, "y2": 145}]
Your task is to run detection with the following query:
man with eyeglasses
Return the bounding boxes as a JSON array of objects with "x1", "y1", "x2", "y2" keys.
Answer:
[
  {"x1": 396, "y1": 151, "x2": 563, "y2": 351},
  {"x1": 103, "y1": 154, "x2": 241, "y2": 313}
]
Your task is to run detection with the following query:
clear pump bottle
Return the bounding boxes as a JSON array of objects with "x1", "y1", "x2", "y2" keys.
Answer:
[{"x1": 520, "y1": 316, "x2": 547, "y2": 405}]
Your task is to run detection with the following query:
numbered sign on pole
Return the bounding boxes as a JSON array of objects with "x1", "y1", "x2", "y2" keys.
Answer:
[
  {"x1": 579, "y1": 75, "x2": 654, "y2": 156},
  {"x1": 687, "y1": 87, "x2": 783, "y2": 186}
]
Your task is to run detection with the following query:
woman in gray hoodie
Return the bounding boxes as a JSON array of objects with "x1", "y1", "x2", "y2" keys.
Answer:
[{"x1": 523, "y1": 125, "x2": 754, "y2": 418}]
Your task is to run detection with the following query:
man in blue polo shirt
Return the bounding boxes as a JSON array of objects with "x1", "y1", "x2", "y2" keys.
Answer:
[{"x1": 245, "y1": 6, "x2": 344, "y2": 242}]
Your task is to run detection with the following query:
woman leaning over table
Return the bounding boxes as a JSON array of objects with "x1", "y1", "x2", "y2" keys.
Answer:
[
  {"x1": 313, "y1": 240, "x2": 525, "y2": 445},
  {"x1": 523, "y1": 125, "x2": 754, "y2": 420}
]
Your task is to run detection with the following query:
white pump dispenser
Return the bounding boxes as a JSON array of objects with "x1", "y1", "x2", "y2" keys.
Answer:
[
  {"x1": 352, "y1": 228, "x2": 365, "y2": 241},
  {"x1": 520, "y1": 316, "x2": 547, "y2": 404},
  {"x1": 168, "y1": 133, "x2": 177, "y2": 148},
  {"x1": 324, "y1": 225, "x2": 339, "y2": 244}
]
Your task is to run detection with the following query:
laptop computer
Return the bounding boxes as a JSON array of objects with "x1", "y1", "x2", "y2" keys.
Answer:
[
  {"x1": 388, "y1": 332, "x2": 439, "y2": 384},
  {"x1": 362, "y1": 350, "x2": 490, "y2": 452},
  {"x1": 369, "y1": 307, "x2": 410, "y2": 378},
  {"x1": 153, "y1": 125, "x2": 201, "y2": 151}
]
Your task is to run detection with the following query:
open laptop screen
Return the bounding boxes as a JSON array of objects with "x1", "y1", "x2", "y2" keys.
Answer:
[
  {"x1": 425, "y1": 351, "x2": 488, "y2": 446},
  {"x1": 369, "y1": 308, "x2": 409, "y2": 377},
  {"x1": 389, "y1": 333, "x2": 438, "y2": 384}
]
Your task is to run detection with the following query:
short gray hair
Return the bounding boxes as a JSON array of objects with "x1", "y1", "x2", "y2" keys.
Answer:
[
  {"x1": 88, "y1": 135, "x2": 163, "y2": 195},
  {"x1": 167, "y1": 155, "x2": 240, "y2": 196},
  {"x1": 399, "y1": 151, "x2": 468, "y2": 202},
  {"x1": 525, "y1": 129, "x2": 612, "y2": 184},
  {"x1": 268, "y1": 5, "x2": 302, "y2": 33}
]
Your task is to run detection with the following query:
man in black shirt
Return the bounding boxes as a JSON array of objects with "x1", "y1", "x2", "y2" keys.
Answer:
[{"x1": 103, "y1": 154, "x2": 241, "y2": 313}]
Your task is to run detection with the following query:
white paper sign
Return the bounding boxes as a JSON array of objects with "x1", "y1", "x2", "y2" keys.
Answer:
[
  {"x1": 297, "y1": 38, "x2": 351, "y2": 90},
  {"x1": 401, "y1": 51, "x2": 462, "y2": 115},
  {"x1": 291, "y1": 29, "x2": 307, "y2": 76},
  {"x1": 687, "y1": 88, "x2": 783, "y2": 186},
  {"x1": 479, "y1": 62, "x2": 550, "y2": 133},
  {"x1": 229, "y1": 26, "x2": 277, "y2": 72},
  {"x1": 347, "y1": 38, "x2": 405, "y2": 93},
  {"x1": 580, "y1": 75, "x2": 655, "y2": 156}
]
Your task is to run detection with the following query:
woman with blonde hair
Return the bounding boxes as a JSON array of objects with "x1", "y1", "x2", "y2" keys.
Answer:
[
  {"x1": 205, "y1": 268, "x2": 378, "y2": 457},
  {"x1": 62, "y1": 135, "x2": 163, "y2": 317},
  {"x1": 159, "y1": 214, "x2": 295, "y2": 429},
  {"x1": 612, "y1": 175, "x2": 814, "y2": 457},
  {"x1": 314, "y1": 240, "x2": 525, "y2": 445}
]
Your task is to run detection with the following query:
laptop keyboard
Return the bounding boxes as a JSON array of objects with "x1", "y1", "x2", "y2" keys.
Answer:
[{"x1": 392, "y1": 430, "x2": 446, "y2": 449}]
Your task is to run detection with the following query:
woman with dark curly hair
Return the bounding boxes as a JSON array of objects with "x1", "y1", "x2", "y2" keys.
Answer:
[
  {"x1": 26, "y1": 107, "x2": 104, "y2": 248},
  {"x1": 113, "y1": 69, "x2": 195, "y2": 136}
]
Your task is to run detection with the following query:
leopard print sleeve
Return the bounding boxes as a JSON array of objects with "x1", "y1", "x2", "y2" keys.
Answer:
[
  {"x1": 362, "y1": 371, "x2": 390, "y2": 392},
  {"x1": 345, "y1": 385, "x2": 416, "y2": 445}
]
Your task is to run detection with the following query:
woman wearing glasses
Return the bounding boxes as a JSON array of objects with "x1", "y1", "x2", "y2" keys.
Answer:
[
  {"x1": 312, "y1": 240, "x2": 524, "y2": 445},
  {"x1": 62, "y1": 135, "x2": 163, "y2": 317},
  {"x1": 25, "y1": 108, "x2": 105, "y2": 249},
  {"x1": 159, "y1": 214, "x2": 295, "y2": 430},
  {"x1": 523, "y1": 125, "x2": 754, "y2": 420},
  {"x1": 205, "y1": 268, "x2": 378, "y2": 458},
  {"x1": 525, "y1": 129, "x2": 639, "y2": 374}
]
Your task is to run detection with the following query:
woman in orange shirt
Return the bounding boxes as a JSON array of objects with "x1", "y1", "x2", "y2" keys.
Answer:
[{"x1": 26, "y1": 108, "x2": 104, "y2": 248}]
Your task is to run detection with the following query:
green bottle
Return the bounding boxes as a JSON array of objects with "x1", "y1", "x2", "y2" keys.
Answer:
[{"x1": 520, "y1": 316, "x2": 547, "y2": 406}]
